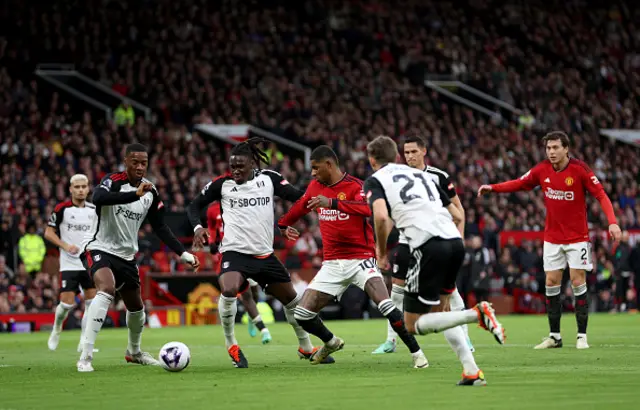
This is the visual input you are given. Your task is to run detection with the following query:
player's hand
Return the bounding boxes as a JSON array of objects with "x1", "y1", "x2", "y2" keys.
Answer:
[
  {"x1": 136, "y1": 182, "x2": 154, "y2": 197},
  {"x1": 609, "y1": 224, "x2": 622, "y2": 242},
  {"x1": 307, "y1": 195, "x2": 331, "y2": 210},
  {"x1": 65, "y1": 244, "x2": 80, "y2": 255},
  {"x1": 376, "y1": 249, "x2": 389, "y2": 273},
  {"x1": 477, "y1": 185, "x2": 493, "y2": 197},
  {"x1": 181, "y1": 252, "x2": 201, "y2": 272},
  {"x1": 193, "y1": 227, "x2": 210, "y2": 250},
  {"x1": 280, "y1": 226, "x2": 300, "y2": 241}
]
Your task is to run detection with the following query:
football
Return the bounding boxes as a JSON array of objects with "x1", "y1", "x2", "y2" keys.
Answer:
[{"x1": 158, "y1": 341, "x2": 191, "y2": 372}]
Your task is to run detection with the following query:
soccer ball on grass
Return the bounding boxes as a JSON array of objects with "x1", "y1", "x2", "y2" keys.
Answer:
[{"x1": 159, "y1": 341, "x2": 191, "y2": 372}]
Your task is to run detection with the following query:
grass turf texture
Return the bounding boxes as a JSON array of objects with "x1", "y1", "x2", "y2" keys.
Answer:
[{"x1": 1, "y1": 314, "x2": 638, "y2": 410}]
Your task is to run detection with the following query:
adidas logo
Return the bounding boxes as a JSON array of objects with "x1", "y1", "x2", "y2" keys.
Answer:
[
  {"x1": 544, "y1": 178, "x2": 550, "y2": 183},
  {"x1": 93, "y1": 318, "x2": 104, "y2": 323},
  {"x1": 231, "y1": 187, "x2": 238, "y2": 192}
]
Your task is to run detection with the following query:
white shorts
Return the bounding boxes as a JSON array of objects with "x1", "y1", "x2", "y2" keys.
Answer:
[
  {"x1": 308, "y1": 258, "x2": 383, "y2": 298},
  {"x1": 543, "y1": 241, "x2": 593, "y2": 272}
]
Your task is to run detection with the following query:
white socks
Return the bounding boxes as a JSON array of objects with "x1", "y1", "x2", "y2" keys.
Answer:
[
  {"x1": 386, "y1": 284, "x2": 404, "y2": 342},
  {"x1": 444, "y1": 325, "x2": 479, "y2": 375},
  {"x1": 54, "y1": 302, "x2": 74, "y2": 332},
  {"x1": 126, "y1": 309, "x2": 145, "y2": 355},
  {"x1": 449, "y1": 289, "x2": 470, "y2": 339},
  {"x1": 284, "y1": 295, "x2": 314, "y2": 352},
  {"x1": 80, "y1": 298, "x2": 93, "y2": 342},
  {"x1": 218, "y1": 295, "x2": 239, "y2": 348},
  {"x1": 415, "y1": 309, "x2": 478, "y2": 335},
  {"x1": 80, "y1": 291, "x2": 113, "y2": 360}
]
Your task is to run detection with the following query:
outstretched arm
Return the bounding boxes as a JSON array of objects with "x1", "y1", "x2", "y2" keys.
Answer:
[
  {"x1": 479, "y1": 166, "x2": 540, "y2": 196},
  {"x1": 92, "y1": 175, "x2": 143, "y2": 206}
]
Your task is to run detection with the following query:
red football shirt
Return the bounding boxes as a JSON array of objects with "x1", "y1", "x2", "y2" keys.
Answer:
[
  {"x1": 278, "y1": 174, "x2": 375, "y2": 260},
  {"x1": 491, "y1": 158, "x2": 616, "y2": 244},
  {"x1": 206, "y1": 202, "x2": 224, "y2": 245}
]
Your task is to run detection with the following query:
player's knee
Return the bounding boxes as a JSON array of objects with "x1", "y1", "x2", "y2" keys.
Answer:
[
  {"x1": 59, "y1": 292, "x2": 76, "y2": 305},
  {"x1": 392, "y1": 278, "x2": 405, "y2": 287},
  {"x1": 221, "y1": 288, "x2": 239, "y2": 298},
  {"x1": 545, "y1": 274, "x2": 562, "y2": 287},
  {"x1": 293, "y1": 305, "x2": 317, "y2": 322}
]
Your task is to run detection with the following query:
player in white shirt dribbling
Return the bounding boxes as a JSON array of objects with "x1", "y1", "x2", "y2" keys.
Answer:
[{"x1": 45, "y1": 174, "x2": 98, "y2": 352}]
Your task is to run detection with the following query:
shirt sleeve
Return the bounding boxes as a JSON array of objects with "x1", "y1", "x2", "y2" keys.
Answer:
[
  {"x1": 277, "y1": 183, "x2": 314, "y2": 228},
  {"x1": 262, "y1": 170, "x2": 304, "y2": 202},
  {"x1": 364, "y1": 177, "x2": 387, "y2": 209},
  {"x1": 434, "y1": 171, "x2": 457, "y2": 198},
  {"x1": 146, "y1": 189, "x2": 186, "y2": 255},
  {"x1": 187, "y1": 177, "x2": 225, "y2": 230},
  {"x1": 436, "y1": 184, "x2": 452, "y2": 207},
  {"x1": 48, "y1": 204, "x2": 65, "y2": 230},
  {"x1": 92, "y1": 174, "x2": 140, "y2": 206},
  {"x1": 491, "y1": 164, "x2": 540, "y2": 193}
]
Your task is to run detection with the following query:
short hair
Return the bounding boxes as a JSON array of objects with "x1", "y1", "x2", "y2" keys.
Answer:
[
  {"x1": 70, "y1": 174, "x2": 88, "y2": 185},
  {"x1": 367, "y1": 136, "x2": 398, "y2": 165},
  {"x1": 126, "y1": 143, "x2": 148, "y2": 155},
  {"x1": 404, "y1": 135, "x2": 426, "y2": 148},
  {"x1": 310, "y1": 145, "x2": 339, "y2": 165},
  {"x1": 542, "y1": 131, "x2": 570, "y2": 148},
  {"x1": 230, "y1": 137, "x2": 270, "y2": 169}
]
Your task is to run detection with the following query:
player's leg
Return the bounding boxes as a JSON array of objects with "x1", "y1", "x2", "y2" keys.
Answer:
[
  {"x1": 218, "y1": 268, "x2": 249, "y2": 368},
  {"x1": 119, "y1": 285, "x2": 159, "y2": 366},
  {"x1": 449, "y1": 287, "x2": 474, "y2": 352},
  {"x1": 48, "y1": 272, "x2": 78, "y2": 351},
  {"x1": 239, "y1": 279, "x2": 271, "y2": 344},
  {"x1": 77, "y1": 272, "x2": 98, "y2": 352},
  {"x1": 535, "y1": 242, "x2": 566, "y2": 349},
  {"x1": 78, "y1": 251, "x2": 117, "y2": 372},
  {"x1": 567, "y1": 241, "x2": 593, "y2": 349},
  {"x1": 374, "y1": 244, "x2": 409, "y2": 354},
  {"x1": 361, "y1": 266, "x2": 427, "y2": 368},
  {"x1": 403, "y1": 240, "x2": 505, "y2": 344}
]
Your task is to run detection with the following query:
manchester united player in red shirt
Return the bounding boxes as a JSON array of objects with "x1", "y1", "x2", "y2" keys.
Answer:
[
  {"x1": 478, "y1": 131, "x2": 621, "y2": 350},
  {"x1": 278, "y1": 146, "x2": 427, "y2": 368},
  {"x1": 206, "y1": 202, "x2": 272, "y2": 344}
]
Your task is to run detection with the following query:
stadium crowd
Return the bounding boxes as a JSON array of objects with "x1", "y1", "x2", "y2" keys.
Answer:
[{"x1": 1, "y1": 0, "x2": 639, "y2": 315}]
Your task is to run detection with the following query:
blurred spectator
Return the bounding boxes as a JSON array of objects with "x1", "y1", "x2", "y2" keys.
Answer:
[
  {"x1": 613, "y1": 231, "x2": 634, "y2": 311},
  {"x1": 468, "y1": 236, "x2": 491, "y2": 302},
  {"x1": 17, "y1": 222, "x2": 46, "y2": 275},
  {"x1": 0, "y1": 255, "x2": 15, "y2": 279}
]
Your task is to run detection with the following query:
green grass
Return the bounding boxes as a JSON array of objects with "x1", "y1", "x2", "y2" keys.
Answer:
[{"x1": 1, "y1": 314, "x2": 639, "y2": 410}]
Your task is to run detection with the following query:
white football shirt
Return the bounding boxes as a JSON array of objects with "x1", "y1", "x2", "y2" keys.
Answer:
[
  {"x1": 48, "y1": 201, "x2": 96, "y2": 271},
  {"x1": 365, "y1": 163, "x2": 461, "y2": 251}
]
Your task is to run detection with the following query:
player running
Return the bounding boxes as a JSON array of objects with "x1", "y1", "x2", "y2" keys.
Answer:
[
  {"x1": 45, "y1": 174, "x2": 98, "y2": 352},
  {"x1": 77, "y1": 143, "x2": 200, "y2": 372},
  {"x1": 187, "y1": 138, "x2": 333, "y2": 368},
  {"x1": 364, "y1": 136, "x2": 505, "y2": 386},
  {"x1": 478, "y1": 131, "x2": 621, "y2": 349},
  {"x1": 373, "y1": 136, "x2": 474, "y2": 355},
  {"x1": 204, "y1": 201, "x2": 272, "y2": 344},
  {"x1": 278, "y1": 146, "x2": 427, "y2": 368}
]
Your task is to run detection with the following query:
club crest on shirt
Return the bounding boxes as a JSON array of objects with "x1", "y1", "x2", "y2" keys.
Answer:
[
  {"x1": 143, "y1": 196, "x2": 151, "y2": 206},
  {"x1": 337, "y1": 192, "x2": 347, "y2": 200},
  {"x1": 565, "y1": 177, "x2": 574, "y2": 186}
]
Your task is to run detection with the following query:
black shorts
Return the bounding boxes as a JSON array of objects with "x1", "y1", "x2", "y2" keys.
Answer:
[
  {"x1": 219, "y1": 251, "x2": 290, "y2": 290},
  {"x1": 404, "y1": 237, "x2": 465, "y2": 314},
  {"x1": 391, "y1": 243, "x2": 411, "y2": 280},
  {"x1": 81, "y1": 250, "x2": 140, "y2": 291},
  {"x1": 60, "y1": 270, "x2": 95, "y2": 293}
]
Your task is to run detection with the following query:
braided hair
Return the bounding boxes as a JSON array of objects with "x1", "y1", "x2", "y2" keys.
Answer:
[{"x1": 230, "y1": 137, "x2": 270, "y2": 169}]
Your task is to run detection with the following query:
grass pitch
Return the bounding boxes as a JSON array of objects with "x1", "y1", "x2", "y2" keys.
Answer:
[{"x1": 1, "y1": 314, "x2": 639, "y2": 410}]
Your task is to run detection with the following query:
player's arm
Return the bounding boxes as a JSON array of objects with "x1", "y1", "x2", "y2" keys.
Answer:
[
  {"x1": 436, "y1": 184, "x2": 463, "y2": 226},
  {"x1": 187, "y1": 177, "x2": 224, "y2": 249},
  {"x1": 147, "y1": 189, "x2": 200, "y2": 270},
  {"x1": 92, "y1": 174, "x2": 148, "y2": 206},
  {"x1": 277, "y1": 184, "x2": 314, "y2": 229},
  {"x1": 263, "y1": 170, "x2": 305, "y2": 202},
  {"x1": 581, "y1": 166, "x2": 621, "y2": 240},
  {"x1": 364, "y1": 177, "x2": 394, "y2": 263},
  {"x1": 44, "y1": 205, "x2": 75, "y2": 254},
  {"x1": 478, "y1": 166, "x2": 540, "y2": 196}
]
